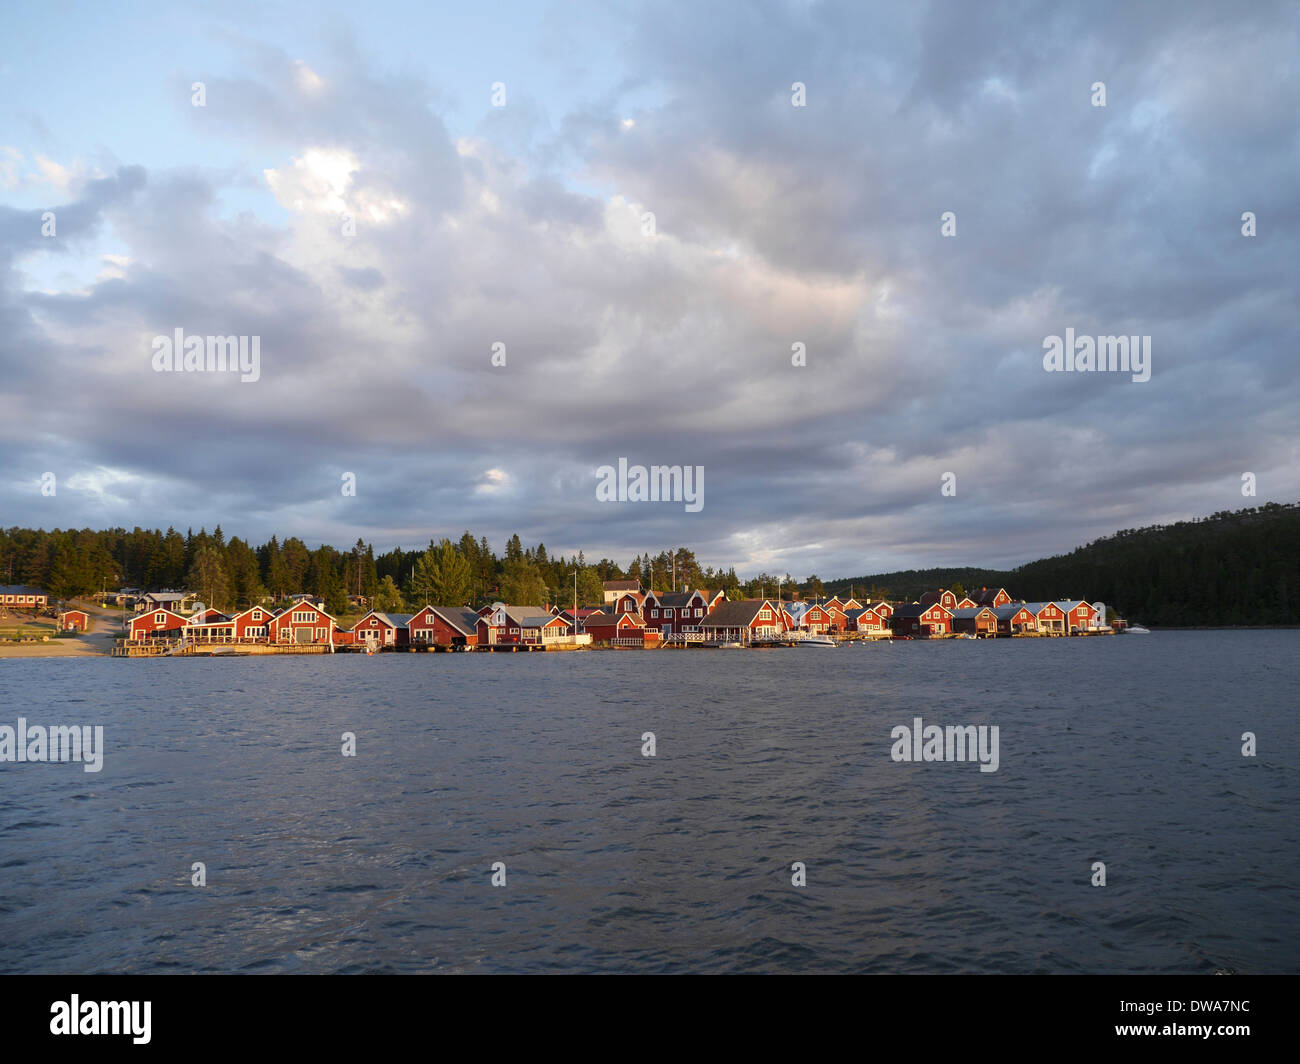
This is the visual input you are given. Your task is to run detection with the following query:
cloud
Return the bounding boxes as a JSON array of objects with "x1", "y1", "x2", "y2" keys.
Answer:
[{"x1": 1, "y1": 2, "x2": 1297, "y2": 580}]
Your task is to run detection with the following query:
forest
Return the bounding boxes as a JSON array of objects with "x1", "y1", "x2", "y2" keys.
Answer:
[
  {"x1": 825, "y1": 501, "x2": 1300, "y2": 626},
  {"x1": 0, "y1": 526, "x2": 747, "y2": 617},
  {"x1": 3, "y1": 501, "x2": 1296, "y2": 624}
]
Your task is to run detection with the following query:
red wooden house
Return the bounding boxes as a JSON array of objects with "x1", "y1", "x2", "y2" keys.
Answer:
[
  {"x1": 695, "y1": 600, "x2": 786, "y2": 643},
  {"x1": 891, "y1": 602, "x2": 953, "y2": 636},
  {"x1": 409, "y1": 606, "x2": 482, "y2": 648},
  {"x1": 973, "y1": 587, "x2": 1013, "y2": 608},
  {"x1": 227, "y1": 604, "x2": 274, "y2": 640},
  {"x1": 59, "y1": 609, "x2": 89, "y2": 632},
  {"x1": 1053, "y1": 600, "x2": 1097, "y2": 633},
  {"x1": 268, "y1": 601, "x2": 339, "y2": 646},
  {"x1": 642, "y1": 587, "x2": 724, "y2": 636},
  {"x1": 991, "y1": 604, "x2": 1036, "y2": 634},
  {"x1": 919, "y1": 589, "x2": 959, "y2": 611},
  {"x1": 950, "y1": 606, "x2": 998, "y2": 635},
  {"x1": 1024, "y1": 602, "x2": 1068, "y2": 634},
  {"x1": 129, "y1": 608, "x2": 188, "y2": 639},
  {"x1": 477, "y1": 604, "x2": 555, "y2": 646},
  {"x1": 802, "y1": 603, "x2": 846, "y2": 634},
  {"x1": 867, "y1": 600, "x2": 894, "y2": 620},
  {"x1": 845, "y1": 605, "x2": 890, "y2": 634},
  {"x1": 614, "y1": 592, "x2": 646, "y2": 616},
  {"x1": 582, "y1": 610, "x2": 658, "y2": 647}
]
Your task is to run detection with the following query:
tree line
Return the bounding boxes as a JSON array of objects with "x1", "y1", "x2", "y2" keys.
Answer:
[
  {"x1": 6, "y1": 500, "x2": 1294, "y2": 623},
  {"x1": 0, "y1": 528, "x2": 753, "y2": 616},
  {"x1": 825, "y1": 501, "x2": 1300, "y2": 626}
]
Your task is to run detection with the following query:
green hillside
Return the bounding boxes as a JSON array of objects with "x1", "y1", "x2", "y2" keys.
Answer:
[{"x1": 826, "y1": 501, "x2": 1300, "y2": 626}]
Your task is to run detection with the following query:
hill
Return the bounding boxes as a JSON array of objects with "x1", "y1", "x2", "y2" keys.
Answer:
[{"x1": 826, "y1": 501, "x2": 1300, "y2": 626}]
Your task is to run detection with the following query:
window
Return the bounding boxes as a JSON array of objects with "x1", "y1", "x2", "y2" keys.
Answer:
[
  {"x1": 760, "y1": 609, "x2": 771, "y2": 620},
  {"x1": 651, "y1": 609, "x2": 658, "y2": 618},
  {"x1": 695, "y1": 608, "x2": 702, "y2": 617},
  {"x1": 293, "y1": 610, "x2": 313, "y2": 623},
  {"x1": 665, "y1": 608, "x2": 674, "y2": 617},
  {"x1": 155, "y1": 613, "x2": 165, "y2": 623},
  {"x1": 252, "y1": 610, "x2": 262, "y2": 620}
]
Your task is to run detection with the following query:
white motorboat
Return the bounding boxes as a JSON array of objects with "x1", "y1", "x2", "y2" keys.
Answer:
[
  {"x1": 798, "y1": 635, "x2": 838, "y2": 647},
  {"x1": 1125, "y1": 624, "x2": 1150, "y2": 634}
]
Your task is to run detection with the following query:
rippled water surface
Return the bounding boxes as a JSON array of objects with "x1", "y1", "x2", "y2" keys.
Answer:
[{"x1": 1, "y1": 632, "x2": 1296, "y2": 973}]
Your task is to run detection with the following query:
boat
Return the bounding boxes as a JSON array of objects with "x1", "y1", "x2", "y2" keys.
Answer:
[
  {"x1": 798, "y1": 635, "x2": 837, "y2": 647},
  {"x1": 1125, "y1": 624, "x2": 1150, "y2": 634},
  {"x1": 719, "y1": 641, "x2": 746, "y2": 649}
]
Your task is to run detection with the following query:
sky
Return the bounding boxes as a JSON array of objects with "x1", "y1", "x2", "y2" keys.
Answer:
[{"x1": 2, "y1": 0, "x2": 1297, "y2": 579}]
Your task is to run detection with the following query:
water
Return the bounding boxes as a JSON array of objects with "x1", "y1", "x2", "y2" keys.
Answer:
[{"x1": 1, "y1": 632, "x2": 1296, "y2": 973}]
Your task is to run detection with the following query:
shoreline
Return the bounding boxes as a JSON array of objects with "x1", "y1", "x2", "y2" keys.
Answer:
[{"x1": 4, "y1": 625, "x2": 1299, "y2": 660}]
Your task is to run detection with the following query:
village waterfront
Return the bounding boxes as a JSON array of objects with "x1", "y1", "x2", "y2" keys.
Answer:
[{"x1": 1, "y1": 630, "x2": 1296, "y2": 974}]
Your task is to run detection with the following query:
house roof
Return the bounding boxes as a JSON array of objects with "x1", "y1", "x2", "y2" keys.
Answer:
[
  {"x1": 893, "y1": 602, "x2": 952, "y2": 619},
  {"x1": 1022, "y1": 601, "x2": 1087, "y2": 615},
  {"x1": 500, "y1": 604, "x2": 554, "y2": 622},
  {"x1": 518, "y1": 614, "x2": 566, "y2": 628},
  {"x1": 973, "y1": 587, "x2": 1010, "y2": 605},
  {"x1": 991, "y1": 604, "x2": 1033, "y2": 619},
  {"x1": 582, "y1": 610, "x2": 641, "y2": 628},
  {"x1": 696, "y1": 600, "x2": 777, "y2": 628},
  {"x1": 423, "y1": 606, "x2": 482, "y2": 636},
  {"x1": 949, "y1": 607, "x2": 994, "y2": 619},
  {"x1": 645, "y1": 591, "x2": 696, "y2": 609},
  {"x1": 0, "y1": 585, "x2": 47, "y2": 595}
]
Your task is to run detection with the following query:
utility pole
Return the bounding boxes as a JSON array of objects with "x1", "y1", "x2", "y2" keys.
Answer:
[{"x1": 570, "y1": 569, "x2": 578, "y2": 637}]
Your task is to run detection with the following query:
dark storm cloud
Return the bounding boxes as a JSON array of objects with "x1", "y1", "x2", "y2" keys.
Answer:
[{"x1": 1, "y1": 0, "x2": 1297, "y2": 578}]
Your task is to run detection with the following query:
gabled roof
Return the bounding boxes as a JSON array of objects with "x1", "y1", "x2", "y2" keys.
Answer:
[
  {"x1": 132, "y1": 607, "x2": 187, "y2": 624},
  {"x1": 696, "y1": 599, "x2": 779, "y2": 628},
  {"x1": 518, "y1": 614, "x2": 567, "y2": 628},
  {"x1": 991, "y1": 603, "x2": 1034, "y2": 619},
  {"x1": 645, "y1": 591, "x2": 696, "y2": 609},
  {"x1": 949, "y1": 606, "x2": 995, "y2": 619},
  {"x1": 1023, "y1": 601, "x2": 1081, "y2": 616},
  {"x1": 500, "y1": 604, "x2": 554, "y2": 622},
  {"x1": 893, "y1": 602, "x2": 953, "y2": 619},
  {"x1": 277, "y1": 601, "x2": 338, "y2": 623},
  {"x1": 421, "y1": 606, "x2": 482, "y2": 636},
  {"x1": 973, "y1": 587, "x2": 1011, "y2": 605},
  {"x1": 582, "y1": 609, "x2": 642, "y2": 627}
]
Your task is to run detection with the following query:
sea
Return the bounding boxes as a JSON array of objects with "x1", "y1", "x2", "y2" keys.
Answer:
[{"x1": 1, "y1": 631, "x2": 1296, "y2": 974}]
